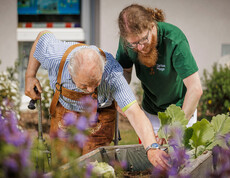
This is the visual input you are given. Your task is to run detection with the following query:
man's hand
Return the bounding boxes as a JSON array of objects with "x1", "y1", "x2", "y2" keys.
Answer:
[
  {"x1": 156, "y1": 135, "x2": 167, "y2": 145},
  {"x1": 147, "y1": 149, "x2": 171, "y2": 170},
  {"x1": 25, "y1": 76, "x2": 42, "y2": 100}
]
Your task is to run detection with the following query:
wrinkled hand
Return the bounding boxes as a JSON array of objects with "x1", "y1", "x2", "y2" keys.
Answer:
[
  {"x1": 147, "y1": 149, "x2": 171, "y2": 171},
  {"x1": 25, "y1": 76, "x2": 42, "y2": 100}
]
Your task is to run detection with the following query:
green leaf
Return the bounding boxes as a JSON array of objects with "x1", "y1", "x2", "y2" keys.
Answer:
[
  {"x1": 211, "y1": 114, "x2": 230, "y2": 135},
  {"x1": 190, "y1": 119, "x2": 214, "y2": 157},
  {"x1": 158, "y1": 112, "x2": 171, "y2": 126},
  {"x1": 184, "y1": 127, "x2": 193, "y2": 149},
  {"x1": 158, "y1": 125, "x2": 169, "y2": 141},
  {"x1": 165, "y1": 104, "x2": 188, "y2": 128},
  {"x1": 157, "y1": 105, "x2": 188, "y2": 142}
]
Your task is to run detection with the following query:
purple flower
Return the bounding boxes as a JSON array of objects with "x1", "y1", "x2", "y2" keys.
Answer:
[
  {"x1": 20, "y1": 148, "x2": 31, "y2": 168},
  {"x1": 6, "y1": 131, "x2": 27, "y2": 147},
  {"x1": 168, "y1": 126, "x2": 183, "y2": 149},
  {"x1": 0, "y1": 111, "x2": 29, "y2": 147},
  {"x1": 224, "y1": 133, "x2": 230, "y2": 148},
  {"x1": 74, "y1": 133, "x2": 88, "y2": 148},
  {"x1": 4, "y1": 158, "x2": 18, "y2": 172},
  {"x1": 57, "y1": 129, "x2": 68, "y2": 140},
  {"x1": 76, "y1": 116, "x2": 89, "y2": 131},
  {"x1": 80, "y1": 96, "x2": 98, "y2": 113},
  {"x1": 209, "y1": 145, "x2": 230, "y2": 177},
  {"x1": 120, "y1": 160, "x2": 128, "y2": 169},
  {"x1": 168, "y1": 147, "x2": 190, "y2": 176},
  {"x1": 63, "y1": 112, "x2": 77, "y2": 126},
  {"x1": 88, "y1": 113, "x2": 98, "y2": 127},
  {"x1": 85, "y1": 163, "x2": 94, "y2": 178}
]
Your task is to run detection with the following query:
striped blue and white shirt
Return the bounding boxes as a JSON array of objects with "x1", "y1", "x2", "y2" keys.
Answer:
[{"x1": 34, "y1": 32, "x2": 136, "y2": 112}]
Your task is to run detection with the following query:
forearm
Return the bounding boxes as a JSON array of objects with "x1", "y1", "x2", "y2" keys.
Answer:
[
  {"x1": 182, "y1": 72, "x2": 203, "y2": 119},
  {"x1": 124, "y1": 103, "x2": 157, "y2": 148},
  {"x1": 25, "y1": 30, "x2": 49, "y2": 98},
  {"x1": 124, "y1": 101, "x2": 170, "y2": 170},
  {"x1": 182, "y1": 91, "x2": 201, "y2": 119}
]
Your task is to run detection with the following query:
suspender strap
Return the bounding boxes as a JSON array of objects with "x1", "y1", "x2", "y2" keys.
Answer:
[{"x1": 49, "y1": 43, "x2": 106, "y2": 116}]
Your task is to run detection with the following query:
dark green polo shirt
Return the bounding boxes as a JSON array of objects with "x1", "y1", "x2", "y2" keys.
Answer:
[{"x1": 116, "y1": 22, "x2": 198, "y2": 115}]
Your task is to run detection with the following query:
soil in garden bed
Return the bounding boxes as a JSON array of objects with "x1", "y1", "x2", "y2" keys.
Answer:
[{"x1": 119, "y1": 170, "x2": 152, "y2": 178}]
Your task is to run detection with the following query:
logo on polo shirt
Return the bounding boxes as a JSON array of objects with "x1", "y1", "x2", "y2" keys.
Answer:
[{"x1": 156, "y1": 64, "x2": 166, "y2": 71}]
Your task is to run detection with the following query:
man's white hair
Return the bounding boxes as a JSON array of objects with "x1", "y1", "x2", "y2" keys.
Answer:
[{"x1": 68, "y1": 47, "x2": 105, "y2": 77}]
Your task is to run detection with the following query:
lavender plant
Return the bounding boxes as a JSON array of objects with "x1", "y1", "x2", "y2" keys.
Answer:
[
  {"x1": 0, "y1": 110, "x2": 32, "y2": 178},
  {"x1": 152, "y1": 125, "x2": 190, "y2": 177},
  {"x1": 158, "y1": 105, "x2": 230, "y2": 158},
  {"x1": 47, "y1": 96, "x2": 99, "y2": 177},
  {"x1": 208, "y1": 133, "x2": 230, "y2": 177},
  {"x1": 155, "y1": 104, "x2": 230, "y2": 177}
]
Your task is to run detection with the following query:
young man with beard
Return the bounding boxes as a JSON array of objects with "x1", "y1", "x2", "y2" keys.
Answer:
[{"x1": 116, "y1": 4, "x2": 203, "y2": 140}]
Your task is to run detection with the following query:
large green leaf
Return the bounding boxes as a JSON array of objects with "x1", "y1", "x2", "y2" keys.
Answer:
[
  {"x1": 184, "y1": 127, "x2": 193, "y2": 149},
  {"x1": 158, "y1": 112, "x2": 171, "y2": 126},
  {"x1": 211, "y1": 114, "x2": 230, "y2": 135},
  {"x1": 165, "y1": 104, "x2": 188, "y2": 128},
  {"x1": 205, "y1": 114, "x2": 230, "y2": 149},
  {"x1": 157, "y1": 105, "x2": 188, "y2": 144},
  {"x1": 190, "y1": 119, "x2": 214, "y2": 157},
  {"x1": 158, "y1": 109, "x2": 172, "y2": 140}
]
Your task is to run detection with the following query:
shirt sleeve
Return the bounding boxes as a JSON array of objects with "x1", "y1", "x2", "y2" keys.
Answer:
[
  {"x1": 33, "y1": 32, "x2": 63, "y2": 70},
  {"x1": 108, "y1": 56, "x2": 137, "y2": 112},
  {"x1": 172, "y1": 39, "x2": 198, "y2": 79}
]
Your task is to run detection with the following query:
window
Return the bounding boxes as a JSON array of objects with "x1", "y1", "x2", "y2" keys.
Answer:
[{"x1": 18, "y1": 0, "x2": 81, "y2": 26}]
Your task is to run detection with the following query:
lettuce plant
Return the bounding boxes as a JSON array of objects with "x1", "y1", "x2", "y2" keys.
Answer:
[{"x1": 158, "y1": 105, "x2": 230, "y2": 158}]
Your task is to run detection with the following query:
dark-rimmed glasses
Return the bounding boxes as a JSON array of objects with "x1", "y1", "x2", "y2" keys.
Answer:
[{"x1": 127, "y1": 30, "x2": 150, "y2": 49}]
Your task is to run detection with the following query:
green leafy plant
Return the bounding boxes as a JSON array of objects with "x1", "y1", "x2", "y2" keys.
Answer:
[
  {"x1": 158, "y1": 104, "x2": 230, "y2": 159},
  {"x1": 200, "y1": 63, "x2": 230, "y2": 119}
]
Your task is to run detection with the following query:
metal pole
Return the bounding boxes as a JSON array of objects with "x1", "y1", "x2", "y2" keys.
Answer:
[
  {"x1": 114, "y1": 111, "x2": 119, "y2": 145},
  {"x1": 37, "y1": 99, "x2": 43, "y2": 140}
]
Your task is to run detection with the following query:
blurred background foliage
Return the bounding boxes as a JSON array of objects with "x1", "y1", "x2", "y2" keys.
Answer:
[{"x1": 199, "y1": 63, "x2": 230, "y2": 120}]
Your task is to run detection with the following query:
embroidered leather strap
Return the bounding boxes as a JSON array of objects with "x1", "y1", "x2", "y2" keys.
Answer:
[{"x1": 49, "y1": 43, "x2": 106, "y2": 116}]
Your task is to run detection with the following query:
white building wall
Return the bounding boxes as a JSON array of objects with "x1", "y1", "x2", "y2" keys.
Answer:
[
  {"x1": 99, "y1": 0, "x2": 230, "y2": 85},
  {"x1": 0, "y1": 0, "x2": 18, "y2": 71},
  {"x1": 1, "y1": 0, "x2": 230, "y2": 81}
]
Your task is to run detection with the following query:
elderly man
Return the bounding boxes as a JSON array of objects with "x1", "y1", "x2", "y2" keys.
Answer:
[{"x1": 25, "y1": 30, "x2": 170, "y2": 170}]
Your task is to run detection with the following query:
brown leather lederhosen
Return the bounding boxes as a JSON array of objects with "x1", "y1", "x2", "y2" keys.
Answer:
[{"x1": 49, "y1": 44, "x2": 116, "y2": 158}]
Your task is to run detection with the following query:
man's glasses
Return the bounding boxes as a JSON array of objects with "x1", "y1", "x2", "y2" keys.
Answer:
[{"x1": 127, "y1": 30, "x2": 150, "y2": 49}]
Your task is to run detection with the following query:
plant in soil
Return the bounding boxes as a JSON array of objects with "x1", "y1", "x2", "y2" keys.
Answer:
[{"x1": 156, "y1": 104, "x2": 230, "y2": 176}]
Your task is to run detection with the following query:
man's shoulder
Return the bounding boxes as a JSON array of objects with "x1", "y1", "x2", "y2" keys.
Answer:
[
  {"x1": 158, "y1": 22, "x2": 187, "y2": 43},
  {"x1": 158, "y1": 22, "x2": 182, "y2": 32}
]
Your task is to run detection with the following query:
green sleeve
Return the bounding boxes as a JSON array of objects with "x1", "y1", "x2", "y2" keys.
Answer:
[{"x1": 172, "y1": 40, "x2": 198, "y2": 79}]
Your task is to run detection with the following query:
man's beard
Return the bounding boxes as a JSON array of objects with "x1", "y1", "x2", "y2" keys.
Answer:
[{"x1": 138, "y1": 34, "x2": 158, "y2": 68}]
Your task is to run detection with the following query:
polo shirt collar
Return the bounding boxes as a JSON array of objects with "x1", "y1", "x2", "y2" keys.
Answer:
[{"x1": 156, "y1": 22, "x2": 163, "y2": 50}]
